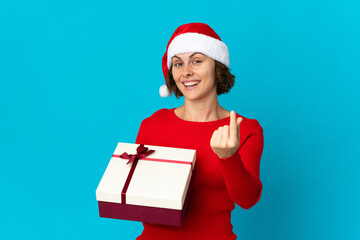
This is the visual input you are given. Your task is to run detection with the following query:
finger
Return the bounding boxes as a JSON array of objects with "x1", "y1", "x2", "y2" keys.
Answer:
[
  {"x1": 210, "y1": 130, "x2": 218, "y2": 147},
  {"x1": 214, "y1": 129, "x2": 221, "y2": 146},
  {"x1": 237, "y1": 117, "x2": 243, "y2": 127},
  {"x1": 217, "y1": 127, "x2": 223, "y2": 146},
  {"x1": 237, "y1": 117, "x2": 243, "y2": 139},
  {"x1": 229, "y1": 111, "x2": 237, "y2": 141},
  {"x1": 223, "y1": 125, "x2": 229, "y2": 144}
]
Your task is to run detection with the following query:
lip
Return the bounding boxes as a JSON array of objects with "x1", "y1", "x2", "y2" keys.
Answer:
[
  {"x1": 181, "y1": 79, "x2": 201, "y2": 83},
  {"x1": 182, "y1": 80, "x2": 201, "y2": 91}
]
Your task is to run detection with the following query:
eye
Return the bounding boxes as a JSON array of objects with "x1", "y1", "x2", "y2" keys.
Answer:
[
  {"x1": 173, "y1": 62, "x2": 183, "y2": 67},
  {"x1": 193, "y1": 60, "x2": 202, "y2": 64}
]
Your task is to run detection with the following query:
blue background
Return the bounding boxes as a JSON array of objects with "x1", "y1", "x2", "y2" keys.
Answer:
[{"x1": 1, "y1": 0, "x2": 359, "y2": 239}]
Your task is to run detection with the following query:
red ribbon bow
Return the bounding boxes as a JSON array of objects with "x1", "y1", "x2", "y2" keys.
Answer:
[{"x1": 119, "y1": 144, "x2": 155, "y2": 164}]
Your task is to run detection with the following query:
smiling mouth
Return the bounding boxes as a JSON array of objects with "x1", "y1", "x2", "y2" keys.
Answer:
[{"x1": 183, "y1": 81, "x2": 201, "y2": 87}]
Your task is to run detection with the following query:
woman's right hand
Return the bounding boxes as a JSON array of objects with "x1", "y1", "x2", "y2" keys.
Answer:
[{"x1": 210, "y1": 111, "x2": 243, "y2": 159}]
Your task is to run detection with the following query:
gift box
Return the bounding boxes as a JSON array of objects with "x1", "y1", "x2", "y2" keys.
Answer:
[{"x1": 95, "y1": 142, "x2": 196, "y2": 226}]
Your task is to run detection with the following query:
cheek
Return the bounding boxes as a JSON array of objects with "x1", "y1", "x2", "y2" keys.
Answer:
[
  {"x1": 171, "y1": 70, "x2": 183, "y2": 89},
  {"x1": 200, "y1": 67, "x2": 215, "y2": 83},
  {"x1": 171, "y1": 69, "x2": 181, "y2": 82}
]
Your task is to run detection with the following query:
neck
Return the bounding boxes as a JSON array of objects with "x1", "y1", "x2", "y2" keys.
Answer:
[{"x1": 177, "y1": 92, "x2": 229, "y2": 122}]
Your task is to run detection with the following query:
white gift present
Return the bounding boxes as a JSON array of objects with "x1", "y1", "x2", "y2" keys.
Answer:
[{"x1": 96, "y1": 142, "x2": 196, "y2": 226}]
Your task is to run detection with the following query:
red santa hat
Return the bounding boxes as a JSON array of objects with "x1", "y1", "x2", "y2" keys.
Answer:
[{"x1": 159, "y1": 23, "x2": 230, "y2": 97}]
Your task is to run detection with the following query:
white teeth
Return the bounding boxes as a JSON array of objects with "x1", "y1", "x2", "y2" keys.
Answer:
[{"x1": 184, "y1": 81, "x2": 200, "y2": 87}]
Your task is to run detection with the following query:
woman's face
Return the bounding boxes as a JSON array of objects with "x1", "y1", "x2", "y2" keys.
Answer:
[{"x1": 171, "y1": 52, "x2": 216, "y2": 101}]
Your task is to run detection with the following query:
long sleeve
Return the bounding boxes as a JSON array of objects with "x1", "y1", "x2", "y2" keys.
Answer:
[{"x1": 218, "y1": 125, "x2": 264, "y2": 209}]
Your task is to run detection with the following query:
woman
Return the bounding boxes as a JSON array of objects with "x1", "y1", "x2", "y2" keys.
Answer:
[{"x1": 135, "y1": 23, "x2": 264, "y2": 240}]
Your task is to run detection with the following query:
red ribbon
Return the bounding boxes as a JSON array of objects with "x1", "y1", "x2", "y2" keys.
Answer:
[
  {"x1": 119, "y1": 144, "x2": 155, "y2": 165},
  {"x1": 112, "y1": 144, "x2": 193, "y2": 204},
  {"x1": 115, "y1": 144, "x2": 155, "y2": 204}
]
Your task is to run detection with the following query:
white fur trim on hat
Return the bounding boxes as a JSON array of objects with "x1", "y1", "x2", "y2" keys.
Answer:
[
  {"x1": 159, "y1": 84, "x2": 171, "y2": 97},
  {"x1": 167, "y1": 32, "x2": 229, "y2": 68}
]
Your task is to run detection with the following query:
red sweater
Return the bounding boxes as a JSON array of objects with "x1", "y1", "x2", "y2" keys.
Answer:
[{"x1": 135, "y1": 108, "x2": 264, "y2": 240}]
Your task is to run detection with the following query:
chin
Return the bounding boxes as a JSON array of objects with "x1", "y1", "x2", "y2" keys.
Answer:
[
  {"x1": 183, "y1": 93, "x2": 206, "y2": 101},
  {"x1": 185, "y1": 91, "x2": 217, "y2": 102}
]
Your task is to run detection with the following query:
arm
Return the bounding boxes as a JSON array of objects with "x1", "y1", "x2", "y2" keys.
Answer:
[
  {"x1": 210, "y1": 111, "x2": 264, "y2": 209},
  {"x1": 218, "y1": 125, "x2": 264, "y2": 209}
]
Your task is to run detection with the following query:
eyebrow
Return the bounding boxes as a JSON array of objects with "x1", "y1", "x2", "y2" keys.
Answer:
[{"x1": 172, "y1": 52, "x2": 204, "y2": 60}]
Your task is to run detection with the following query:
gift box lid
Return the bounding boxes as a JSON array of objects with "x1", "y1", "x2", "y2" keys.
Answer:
[{"x1": 96, "y1": 142, "x2": 196, "y2": 210}]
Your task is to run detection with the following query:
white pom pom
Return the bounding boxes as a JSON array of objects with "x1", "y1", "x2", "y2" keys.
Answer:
[{"x1": 159, "y1": 84, "x2": 171, "y2": 97}]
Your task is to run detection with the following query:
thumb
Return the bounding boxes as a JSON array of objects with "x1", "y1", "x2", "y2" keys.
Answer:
[
  {"x1": 237, "y1": 117, "x2": 243, "y2": 126},
  {"x1": 236, "y1": 117, "x2": 243, "y2": 139}
]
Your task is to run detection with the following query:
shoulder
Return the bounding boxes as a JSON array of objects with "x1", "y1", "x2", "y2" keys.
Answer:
[
  {"x1": 136, "y1": 108, "x2": 174, "y2": 144},
  {"x1": 235, "y1": 113, "x2": 264, "y2": 148},
  {"x1": 235, "y1": 112, "x2": 263, "y2": 134},
  {"x1": 150, "y1": 108, "x2": 173, "y2": 118},
  {"x1": 140, "y1": 108, "x2": 174, "y2": 127}
]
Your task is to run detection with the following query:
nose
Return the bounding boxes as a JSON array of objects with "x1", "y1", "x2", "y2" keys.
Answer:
[{"x1": 182, "y1": 63, "x2": 193, "y2": 78}]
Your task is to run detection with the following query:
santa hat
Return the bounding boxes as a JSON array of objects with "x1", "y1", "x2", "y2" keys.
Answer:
[{"x1": 159, "y1": 23, "x2": 230, "y2": 97}]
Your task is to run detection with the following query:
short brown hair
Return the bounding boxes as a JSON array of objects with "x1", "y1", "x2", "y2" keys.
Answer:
[{"x1": 165, "y1": 61, "x2": 235, "y2": 98}]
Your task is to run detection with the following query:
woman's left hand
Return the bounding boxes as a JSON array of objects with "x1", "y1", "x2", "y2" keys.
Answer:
[{"x1": 210, "y1": 111, "x2": 243, "y2": 159}]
